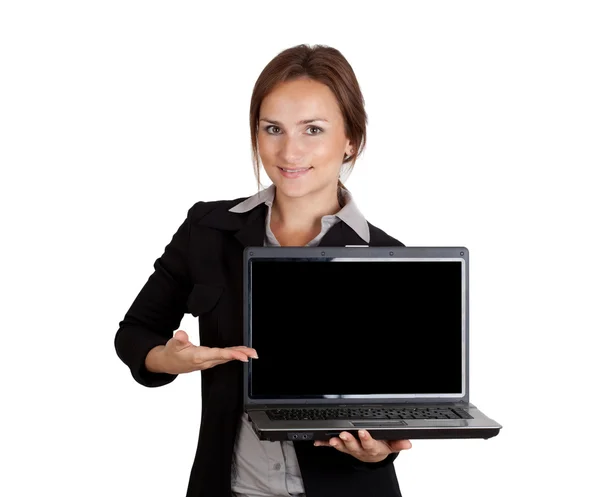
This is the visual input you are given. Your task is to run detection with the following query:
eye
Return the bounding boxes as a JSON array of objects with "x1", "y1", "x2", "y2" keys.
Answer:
[
  {"x1": 307, "y1": 126, "x2": 323, "y2": 135},
  {"x1": 264, "y1": 125, "x2": 281, "y2": 134}
]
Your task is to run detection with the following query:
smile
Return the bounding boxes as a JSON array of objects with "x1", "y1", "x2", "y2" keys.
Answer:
[{"x1": 278, "y1": 167, "x2": 312, "y2": 178}]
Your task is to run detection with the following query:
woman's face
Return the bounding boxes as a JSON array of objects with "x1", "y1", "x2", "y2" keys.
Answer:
[{"x1": 258, "y1": 78, "x2": 353, "y2": 199}]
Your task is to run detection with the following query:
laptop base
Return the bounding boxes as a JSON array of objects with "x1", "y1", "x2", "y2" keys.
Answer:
[
  {"x1": 246, "y1": 402, "x2": 502, "y2": 442},
  {"x1": 253, "y1": 426, "x2": 501, "y2": 442}
]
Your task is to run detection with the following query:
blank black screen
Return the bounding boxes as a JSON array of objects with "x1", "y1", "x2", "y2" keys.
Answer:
[{"x1": 249, "y1": 259, "x2": 463, "y2": 398}]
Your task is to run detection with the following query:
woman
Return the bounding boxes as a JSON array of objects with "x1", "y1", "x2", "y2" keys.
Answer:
[{"x1": 115, "y1": 44, "x2": 412, "y2": 497}]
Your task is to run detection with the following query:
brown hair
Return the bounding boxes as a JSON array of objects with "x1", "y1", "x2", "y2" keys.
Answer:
[{"x1": 249, "y1": 44, "x2": 367, "y2": 192}]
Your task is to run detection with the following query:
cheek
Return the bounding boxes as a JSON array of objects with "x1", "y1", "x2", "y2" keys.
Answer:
[
  {"x1": 307, "y1": 137, "x2": 341, "y2": 159},
  {"x1": 310, "y1": 141, "x2": 346, "y2": 169},
  {"x1": 257, "y1": 137, "x2": 276, "y2": 163},
  {"x1": 257, "y1": 134, "x2": 268, "y2": 152}
]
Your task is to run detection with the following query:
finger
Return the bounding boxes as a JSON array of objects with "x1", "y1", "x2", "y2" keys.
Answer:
[
  {"x1": 198, "y1": 347, "x2": 248, "y2": 363},
  {"x1": 174, "y1": 329, "x2": 189, "y2": 341},
  {"x1": 328, "y1": 436, "x2": 350, "y2": 454},
  {"x1": 218, "y1": 349, "x2": 249, "y2": 362},
  {"x1": 200, "y1": 354, "x2": 250, "y2": 369},
  {"x1": 388, "y1": 439, "x2": 413, "y2": 452},
  {"x1": 172, "y1": 330, "x2": 192, "y2": 347},
  {"x1": 338, "y1": 432, "x2": 364, "y2": 455},
  {"x1": 226, "y1": 346, "x2": 259, "y2": 359},
  {"x1": 357, "y1": 430, "x2": 381, "y2": 453},
  {"x1": 214, "y1": 347, "x2": 249, "y2": 362}
]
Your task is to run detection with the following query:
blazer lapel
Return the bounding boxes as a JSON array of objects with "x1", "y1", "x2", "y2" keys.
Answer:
[
  {"x1": 197, "y1": 202, "x2": 268, "y2": 248},
  {"x1": 233, "y1": 204, "x2": 268, "y2": 248}
]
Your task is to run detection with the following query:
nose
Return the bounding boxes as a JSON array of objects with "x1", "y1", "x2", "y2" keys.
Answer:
[{"x1": 280, "y1": 136, "x2": 305, "y2": 165}]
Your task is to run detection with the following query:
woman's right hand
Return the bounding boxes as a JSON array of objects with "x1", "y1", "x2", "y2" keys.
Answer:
[{"x1": 145, "y1": 330, "x2": 258, "y2": 374}]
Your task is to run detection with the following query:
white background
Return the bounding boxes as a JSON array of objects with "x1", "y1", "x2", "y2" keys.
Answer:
[{"x1": 1, "y1": 1, "x2": 599, "y2": 496}]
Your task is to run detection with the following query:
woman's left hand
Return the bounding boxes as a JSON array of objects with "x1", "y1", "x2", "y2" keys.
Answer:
[{"x1": 314, "y1": 430, "x2": 412, "y2": 463}]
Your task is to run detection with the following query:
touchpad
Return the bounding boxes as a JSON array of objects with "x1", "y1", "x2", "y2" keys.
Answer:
[{"x1": 351, "y1": 420, "x2": 407, "y2": 427}]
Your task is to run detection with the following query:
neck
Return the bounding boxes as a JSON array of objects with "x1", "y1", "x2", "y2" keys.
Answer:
[{"x1": 271, "y1": 184, "x2": 342, "y2": 234}]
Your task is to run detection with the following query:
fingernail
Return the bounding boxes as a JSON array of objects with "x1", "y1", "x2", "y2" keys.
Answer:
[
  {"x1": 339, "y1": 433, "x2": 347, "y2": 440},
  {"x1": 330, "y1": 440, "x2": 337, "y2": 446},
  {"x1": 359, "y1": 430, "x2": 366, "y2": 437},
  {"x1": 252, "y1": 354, "x2": 258, "y2": 359}
]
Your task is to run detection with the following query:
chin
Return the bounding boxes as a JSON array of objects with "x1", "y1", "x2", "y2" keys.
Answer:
[{"x1": 273, "y1": 181, "x2": 312, "y2": 198}]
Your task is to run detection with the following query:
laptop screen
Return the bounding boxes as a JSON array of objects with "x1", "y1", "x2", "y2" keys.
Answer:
[{"x1": 248, "y1": 257, "x2": 465, "y2": 400}]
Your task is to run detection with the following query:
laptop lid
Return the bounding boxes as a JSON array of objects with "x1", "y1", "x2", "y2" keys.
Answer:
[{"x1": 243, "y1": 246, "x2": 469, "y2": 407}]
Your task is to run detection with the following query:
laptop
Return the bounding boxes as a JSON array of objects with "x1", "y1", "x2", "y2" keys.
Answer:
[{"x1": 242, "y1": 246, "x2": 502, "y2": 442}]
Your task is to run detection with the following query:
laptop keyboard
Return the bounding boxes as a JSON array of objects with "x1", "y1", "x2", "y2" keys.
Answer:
[{"x1": 266, "y1": 407, "x2": 473, "y2": 421}]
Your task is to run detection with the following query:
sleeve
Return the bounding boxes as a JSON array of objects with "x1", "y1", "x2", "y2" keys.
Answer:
[
  {"x1": 349, "y1": 451, "x2": 399, "y2": 471},
  {"x1": 114, "y1": 203, "x2": 197, "y2": 388}
]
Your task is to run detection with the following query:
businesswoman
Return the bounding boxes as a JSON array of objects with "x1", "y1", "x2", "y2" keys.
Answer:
[{"x1": 115, "y1": 44, "x2": 412, "y2": 497}]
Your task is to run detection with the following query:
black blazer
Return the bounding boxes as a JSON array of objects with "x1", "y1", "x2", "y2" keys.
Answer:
[{"x1": 115, "y1": 196, "x2": 407, "y2": 497}]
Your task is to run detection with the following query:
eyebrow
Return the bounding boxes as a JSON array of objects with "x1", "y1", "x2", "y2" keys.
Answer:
[{"x1": 259, "y1": 118, "x2": 329, "y2": 125}]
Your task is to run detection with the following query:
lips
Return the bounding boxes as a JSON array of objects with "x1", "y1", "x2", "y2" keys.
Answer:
[{"x1": 278, "y1": 166, "x2": 312, "y2": 179}]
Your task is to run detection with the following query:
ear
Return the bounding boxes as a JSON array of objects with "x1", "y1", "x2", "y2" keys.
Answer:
[{"x1": 344, "y1": 139, "x2": 355, "y2": 158}]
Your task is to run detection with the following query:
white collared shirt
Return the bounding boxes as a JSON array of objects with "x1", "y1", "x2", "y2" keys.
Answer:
[{"x1": 228, "y1": 183, "x2": 370, "y2": 246}]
